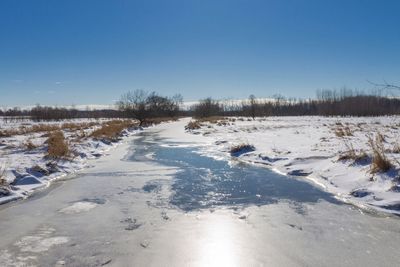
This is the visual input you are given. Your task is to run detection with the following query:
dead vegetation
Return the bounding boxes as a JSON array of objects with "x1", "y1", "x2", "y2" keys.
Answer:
[
  {"x1": 334, "y1": 125, "x2": 353, "y2": 137},
  {"x1": 230, "y1": 143, "x2": 256, "y2": 155},
  {"x1": 368, "y1": 134, "x2": 392, "y2": 173},
  {"x1": 90, "y1": 120, "x2": 138, "y2": 141},
  {"x1": 185, "y1": 117, "x2": 230, "y2": 131},
  {"x1": 0, "y1": 165, "x2": 8, "y2": 188},
  {"x1": 338, "y1": 141, "x2": 368, "y2": 163},
  {"x1": 196, "y1": 116, "x2": 227, "y2": 124},
  {"x1": 390, "y1": 142, "x2": 400, "y2": 154},
  {"x1": 0, "y1": 122, "x2": 102, "y2": 137},
  {"x1": 23, "y1": 138, "x2": 38, "y2": 150},
  {"x1": 185, "y1": 120, "x2": 202, "y2": 130},
  {"x1": 140, "y1": 117, "x2": 176, "y2": 127},
  {"x1": 46, "y1": 131, "x2": 70, "y2": 159}
]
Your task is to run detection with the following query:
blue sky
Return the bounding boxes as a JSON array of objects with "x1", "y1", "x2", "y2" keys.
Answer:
[{"x1": 1, "y1": 0, "x2": 400, "y2": 106}]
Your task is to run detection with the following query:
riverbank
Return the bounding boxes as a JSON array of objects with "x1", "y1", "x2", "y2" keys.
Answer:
[
  {"x1": 0, "y1": 118, "x2": 142, "y2": 204},
  {"x1": 1, "y1": 120, "x2": 399, "y2": 267},
  {"x1": 171, "y1": 117, "x2": 400, "y2": 215}
]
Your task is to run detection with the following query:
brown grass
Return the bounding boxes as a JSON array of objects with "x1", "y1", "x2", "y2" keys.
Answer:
[
  {"x1": 141, "y1": 117, "x2": 177, "y2": 127},
  {"x1": 0, "y1": 165, "x2": 8, "y2": 187},
  {"x1": 390, "y1": 143, "x2": 400, "y2": 154},
  {"x1": 230, "y1": 143, "x2": 255, "y2": 154},
  {"x1": 90, "y1": 120, "x2": 138, "y2": 141},
  {"x1": 376, "y1": 131, "x2": 386, "y2": 143},
  {"x1": 185, "y1": 120, "x2": 202, "y2": 130},
  {"x1": 338, "y1": 141, "x2": 368, "y2": 162},
  {"x1": 0, "y1": 121, "x2": 103, "y2": 137},
  {"x1": 23, "y1": 138, "x2": 38, "y2": 150},
  {"x1": 368, "y1": 134, "x2": 392, "y2": 173},
  {"x1": 46, "y1": 131, "x2": 70, "y2": 159},
  {"x1": 196, "y1": 116, "x2": 226, "y2": 124},
  {"x1": 334, "y1": 126, "x2": 353, "y2": 137}
]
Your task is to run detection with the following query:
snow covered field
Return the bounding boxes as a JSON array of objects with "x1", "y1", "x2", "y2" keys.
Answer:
[
  {"x1": 0, "y1": 117, "x2": 140, "y2": 204},
  {"x1": 183, "y1": 116, "x2": 400, "y2": 215}
]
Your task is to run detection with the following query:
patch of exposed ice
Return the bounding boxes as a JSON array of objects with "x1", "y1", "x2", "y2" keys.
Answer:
[{"x1": 59, "y1": 201, "x2": 97, "y2": 214}]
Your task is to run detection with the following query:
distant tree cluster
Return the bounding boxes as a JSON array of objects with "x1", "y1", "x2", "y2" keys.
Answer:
[
  {"x1": 117, "y1": 90, "x2": 183, "y2": 125},
  {"x1": 191, "y1": 98, "x2": 222, "y2": 118}
]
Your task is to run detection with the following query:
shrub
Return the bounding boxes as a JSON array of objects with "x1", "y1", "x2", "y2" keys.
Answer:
[
  {"x1": 46, "y1": 131, "x2": 70, "y2": 159},
  {"x1": 368, "y1": 134, "x2": 392, "y2": 173}
]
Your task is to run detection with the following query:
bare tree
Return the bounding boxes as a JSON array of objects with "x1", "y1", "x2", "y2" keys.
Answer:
[
  {"x1": 117, "y1": 90, "x2": 149, "y2": 126},
  {"x1": 249, "y1": 94, "x2": 257, "y2": 119},
  {"x1": 117, "y1": 90, "x2": 182, "y2": 125},
  {"x1": 192, "y1": 98, "x2": 221, "y2": 118}
]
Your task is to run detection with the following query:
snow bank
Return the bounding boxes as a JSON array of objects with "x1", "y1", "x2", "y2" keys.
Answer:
[
  {"x1": 0, "y1": 118, "x2": 141, "y2": 204},
  {"x1": 181, "y1": 116, "x2": 400, "y2": 215}
]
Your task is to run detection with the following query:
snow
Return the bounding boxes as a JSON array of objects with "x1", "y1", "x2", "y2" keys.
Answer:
[
  {"x1": 2, "y1": 116, "x2": 400, "y2": 215},
  {"x1": 0, "y1": 117, "x2": 141, "y2": 204},
  {"x1": 174, "y1": 116, "x2": 400, "y2": 215}
]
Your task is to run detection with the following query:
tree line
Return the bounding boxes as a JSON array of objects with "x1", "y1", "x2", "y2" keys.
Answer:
[
  {"x1": 190, "y1": 89, "x2": 400, "y2": 118},
  {"x1": 2, "y1": 88, "x2": 400, "y2": 122},
  {"x1": 0, "y1": 90, "x2": 184, "y2": 123}
]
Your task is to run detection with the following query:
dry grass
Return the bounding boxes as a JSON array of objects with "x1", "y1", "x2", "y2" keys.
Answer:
[
  {"x1": 23, "y1": 138, "x2": 38, "y2": 150},
  {"x1": 368, "y1": 134, "x2": 392, "y2": 173},
  {"x1": 46, "y1": 131, "x2": 70, "y2": 159},
  {"x1": 230, "y1": 143, "x2": 256, "y2": 155},
  {"x1": 196, "y1": 116, "x2": 226, "y2": 124},
  {"x1": 90, "y1": 120, "x2": 138, "y2": 141},
  {"x1": 0, "y1": 165, "x2": 8, "y2": 187},
  {"x1": 185, "y1": 120, "x2": 202, "y2": 130},
  {"x1": 141, "y1": 117, "x2": 177, "y2": 127},
  {"x1": 334, "y1": 126, "x2": 353, "y2": 137},
  {"x1": 338, "y1": 141, "x2": 368, "y2": 162},
  {"x1": 390, "y1": 143, "x2": 400, "y2": 154},
  {"x1": 0, "y1": 121, "x2": 103, "y2": 137},
  {"x1": 61, "y1": 122, "x2": 99, "y2": 131},
  {"x1": 376, "y1": 131, "x2": 386, "y2": 143}
]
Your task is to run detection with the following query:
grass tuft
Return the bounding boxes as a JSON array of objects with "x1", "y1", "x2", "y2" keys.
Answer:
[
  {"x1": 368, "y1": 134, "x2": 392, "y2": 173},
  {"x1": 338, "y1": 141, "x2": 368, "y2": 163},
  {"x1": 23, "y1": 138, "x2": 38, "y2": 150},
  {"x1": 230, "y1": 143, "x2": 255, "y2": 155},
  {"x1": 46, "y1": 131, "x2": 70, "y2": 159},
  {"x1": 0, "y1": 165, "x2": 8, "y2": 187},
  {"x1": 185, "y1": 120, "x2": 202, "y2": 130},
  {"x1": 334, "y1": 126, "x2": 353, "y2": 137}
]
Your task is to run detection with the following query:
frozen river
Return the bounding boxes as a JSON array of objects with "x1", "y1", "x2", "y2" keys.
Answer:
[{"x1": 0, "y1": 127, "x2": 399, "y2": 266}]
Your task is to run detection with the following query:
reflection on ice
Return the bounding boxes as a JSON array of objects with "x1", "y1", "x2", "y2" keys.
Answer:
[{"x1": 129, "y1": 134, "x2": 340, "y2": 212}]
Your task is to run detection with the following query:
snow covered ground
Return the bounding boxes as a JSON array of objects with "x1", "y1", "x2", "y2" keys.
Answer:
[
  {"x1": 0, "y1": 117, "x2": 141, "y2": 204},
  {"x1": 182, "y1": 116, "x2": 400, "y2": 215},
  {"x1": 2, "y1": 116, "x2": 400, "y2": 216}
]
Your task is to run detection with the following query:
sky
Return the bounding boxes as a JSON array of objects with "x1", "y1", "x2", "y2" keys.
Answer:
[{"x1": 1, "y1": 0, "x2": 400, "y2": 107}]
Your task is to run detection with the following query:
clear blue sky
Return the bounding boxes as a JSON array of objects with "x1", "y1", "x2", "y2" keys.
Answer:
[{"x1": 1, "y1": 0, "x2": 400, "y2": 106}]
